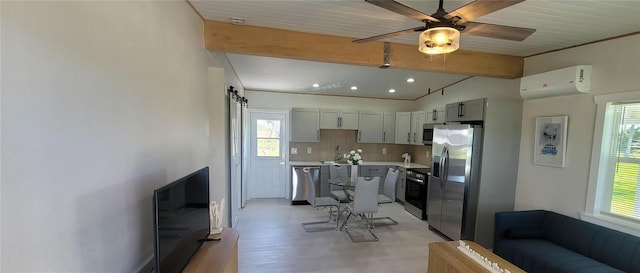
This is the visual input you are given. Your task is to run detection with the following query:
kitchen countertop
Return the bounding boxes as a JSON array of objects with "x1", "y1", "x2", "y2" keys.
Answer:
[{"x1": 289, "y1": 161, "x2": 428, "y2": 169}]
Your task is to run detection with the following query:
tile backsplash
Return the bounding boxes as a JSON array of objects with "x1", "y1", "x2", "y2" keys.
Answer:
[{"x1": 289, "y1": 129, "x2": 432, "y2": 166}]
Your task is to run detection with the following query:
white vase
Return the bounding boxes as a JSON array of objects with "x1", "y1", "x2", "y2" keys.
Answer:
[{"x1": 350, "y1": 165, "x2": 358, "y2": 181}]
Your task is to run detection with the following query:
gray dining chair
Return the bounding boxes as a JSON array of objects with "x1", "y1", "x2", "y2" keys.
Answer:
[
  {"x1": 340, "y1": 176, "x2": 380, "y2": 242},
  {"x1": 301, "y1": 168, "x2": 341, "y2": 232},
  {"x1": 372, "y1": 168, "x2": 400, "y2": 226},
  {"x1": 329, "y1": 164, "x2": 350, "y2": 203}
]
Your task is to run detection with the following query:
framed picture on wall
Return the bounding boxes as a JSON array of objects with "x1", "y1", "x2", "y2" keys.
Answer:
[{"x1": 534, "y1": 116, "x2": 568, "y2": 167}]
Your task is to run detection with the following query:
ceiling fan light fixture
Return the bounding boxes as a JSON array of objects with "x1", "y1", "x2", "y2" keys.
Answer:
[{"x1": 418, "y1": 27, "x2": 460, "y2": 55}]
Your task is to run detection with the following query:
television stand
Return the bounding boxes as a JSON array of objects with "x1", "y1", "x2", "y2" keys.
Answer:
[{"x1": 183, "y1": 228, "x2": 239, "y2": 273}]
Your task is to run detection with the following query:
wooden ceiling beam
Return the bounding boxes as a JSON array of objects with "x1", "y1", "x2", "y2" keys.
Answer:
[{"x1": 204, "y1": 20, "x2": 523, "y2": 79}]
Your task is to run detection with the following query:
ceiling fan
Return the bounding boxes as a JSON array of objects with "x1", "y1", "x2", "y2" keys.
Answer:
[{"x1": 355, "y1": 0, "x2": 536, "y2": 54}]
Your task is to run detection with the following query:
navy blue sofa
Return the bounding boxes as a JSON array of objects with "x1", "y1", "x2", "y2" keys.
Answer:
[{"x1": 493, "y1": 210, "x2": 640, "y2": 273}]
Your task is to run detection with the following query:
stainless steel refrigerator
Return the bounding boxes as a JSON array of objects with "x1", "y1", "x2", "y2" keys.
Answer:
[{"x1": 428, "y1": 124, "x2": 483, "y2": 241}]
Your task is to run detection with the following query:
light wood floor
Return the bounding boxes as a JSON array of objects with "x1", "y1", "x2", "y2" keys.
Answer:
[{"x1": 234, "y1": 199, "x2": 447, "y2": 273}]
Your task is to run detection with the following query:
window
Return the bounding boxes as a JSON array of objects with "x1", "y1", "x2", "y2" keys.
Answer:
[
  {"x1": 599, "y1": 102, "x2": 640, "y2": 219},
  {"x1": 587, "y1": 91, "x2": 640, "y2": 234},
  {"x1": 256, "y1": 119, "x2": 281, "y2": 157}
]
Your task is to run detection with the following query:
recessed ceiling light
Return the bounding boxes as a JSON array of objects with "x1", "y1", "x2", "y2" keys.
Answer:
[
  {"x1": 350, "y1": 86, "x2": 358, "y2": 91},
  {"x1": 312, "y1": 83, "x2": 320, "y2": 88},
  {"x1": 407, "y1": 78, "x2": 415, "y2": 83},
  {"x1": 389, "y1": 89, "x2": 396, "y2": 93}
]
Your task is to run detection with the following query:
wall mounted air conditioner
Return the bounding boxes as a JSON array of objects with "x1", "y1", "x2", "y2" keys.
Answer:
[{"x1": 520, "y1": 65, "x2": 592, "y2": 99}]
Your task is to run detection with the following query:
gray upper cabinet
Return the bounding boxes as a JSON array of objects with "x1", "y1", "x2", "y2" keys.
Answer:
[
  {"x1": 394, "y1": 112, "x2": 412, "y2": 144},
  {"x1": 291, "y1": 108, "x2": 320, "y2": 142},
  {"x1": 358, "y1": 111, "x2": 384, "y2": 143},
  {"x1": 340, "y1": 110, "x2": 359, "y2": 129},
  {"x1": 321, "y1": 109, "x2": 359, "y2": 129},
  {"x1": 396, "y1": 111, "x2": 425, "y2": 145},
  {"x1": 426, "y1": 106, "x2": 446, "y2": 124},
  {"x1": 410, "y1": 110, "x2": 426, "y2": 145},
  {"x1": 358, "y1": 111, "x2": 395, "y2": 144},
  {"x1": 446, "y1": 98, "x2": 486, "y2": 122},
  {"x1": 383, "y1": 112, "x2": 396, "y2": 144},
  {"x1": 320, "y1": 109, "x2": 339, "y2": 129}
]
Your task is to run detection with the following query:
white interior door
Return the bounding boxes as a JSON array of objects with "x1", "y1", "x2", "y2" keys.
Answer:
[{"x1": 249, "y1": 112, "x2": 287, "y2": 198}]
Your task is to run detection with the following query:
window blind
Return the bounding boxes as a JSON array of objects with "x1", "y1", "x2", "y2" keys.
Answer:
[{"x1": 605, "y1": 103, "x2": 640, "y2": 219}]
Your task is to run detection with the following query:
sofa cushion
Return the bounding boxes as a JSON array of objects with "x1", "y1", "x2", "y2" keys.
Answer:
[
  {"x1": 505, "y1": 228, "x2": 547, "y2": 240},
  {"x1": 496, "y1": 239, "x2": 626, "y2": 273},
  {"x1": 542, "y1": 211, "x2": 640, "y2": 272},
  {"x1": 543, "y1": 212, "x2": 600, "y2": 256}
]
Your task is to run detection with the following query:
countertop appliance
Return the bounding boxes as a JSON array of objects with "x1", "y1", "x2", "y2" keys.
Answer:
[
  {"x1": 423, "y1": 123, "x2": 446, "y2": 145},
  {"x1": 423, "y1": 124, "x2": 435, "y2": 145},
  {"x1": 428, "y1": 124, "x2": 483, "y2": 241},
  {"x1": 291, "y1": 166, "x2": 320, "y2": 205},
  {"x1": 404, "y1": 167, "x2": 429, "y2": 220}
]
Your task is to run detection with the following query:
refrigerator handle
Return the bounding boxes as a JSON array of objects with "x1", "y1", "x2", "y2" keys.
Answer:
[
  {"x1": 442, "y1": 146, "x2": 449, "y2": 189},
  {"x1": 438, "y1": 145, "x2": 446, "y2": 188}
]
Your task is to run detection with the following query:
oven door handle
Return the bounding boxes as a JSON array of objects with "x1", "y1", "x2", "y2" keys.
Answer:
[{"x1": 406, "y1": 176, "x2": 425, "y2": 184}]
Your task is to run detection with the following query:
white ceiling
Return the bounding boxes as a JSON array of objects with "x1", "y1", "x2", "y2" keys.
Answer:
[
  {"x1": 192, "y1": 0, "x2": 640, "y2": 100},
  {"x1": 226, "y1": 53, "x2": 471, "y2": 100}
]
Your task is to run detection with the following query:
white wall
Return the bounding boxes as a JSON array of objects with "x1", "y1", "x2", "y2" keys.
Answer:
[
  {"x1": 208, "y1": 52, "x2": 245, "y2": 94},
  {"x1": 1, "y1": 2, "x2": 210, "y2": 272},
  {"x1": 414, "y1": 76, "x2": 521, "y2": 109},
  {"x1": 207, "y1": 67, "x2": 229, "y2": 224},
  {"x1": 515, "y1": 34, "x2": 640, "y2": 218},
  {"x1": 416, "y1": 76, "x2": 523, "y2": 247},
  {"x1": 207, "y1": 51, "x2": 245, "y2": 226}
]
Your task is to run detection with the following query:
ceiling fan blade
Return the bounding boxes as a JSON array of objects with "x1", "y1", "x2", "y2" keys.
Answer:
[
  {"x1": 462, "y1": 22, "x2": 535, "y2": 41},
  {"x1": 353, "y1": 27, "x2": 425, "y2": 43},
  {"x1": 365, "y1": 0, "x2": 440, "y2": 22},
  {"x1": 445, "y1": 0, "x2": 525, "y2": 24}
]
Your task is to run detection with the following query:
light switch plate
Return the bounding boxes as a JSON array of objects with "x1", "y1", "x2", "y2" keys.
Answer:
[
  {"x1": 291, "y1": 148, "x2": 297, "y2": 154},
  {"x1": 382, "y1": 148, "x2": 387, "y2": 155},
  {"x1": 307, "y1": 147, "x2": 312, "y2": 154}
]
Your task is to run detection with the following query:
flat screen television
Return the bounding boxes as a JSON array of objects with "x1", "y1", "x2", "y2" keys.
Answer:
[{"x1": 153, "y1": 167, "x2": 210, "y2": 273}]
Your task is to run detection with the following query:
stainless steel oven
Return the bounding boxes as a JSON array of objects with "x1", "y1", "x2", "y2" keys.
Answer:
[{"x1": 404, "y1": 168, "x2": 429, "y2": 220}]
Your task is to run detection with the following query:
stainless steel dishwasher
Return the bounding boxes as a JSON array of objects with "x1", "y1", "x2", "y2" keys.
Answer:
[{"x1": 291, "y1": 166, "x2": 320, "y2": 205}]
